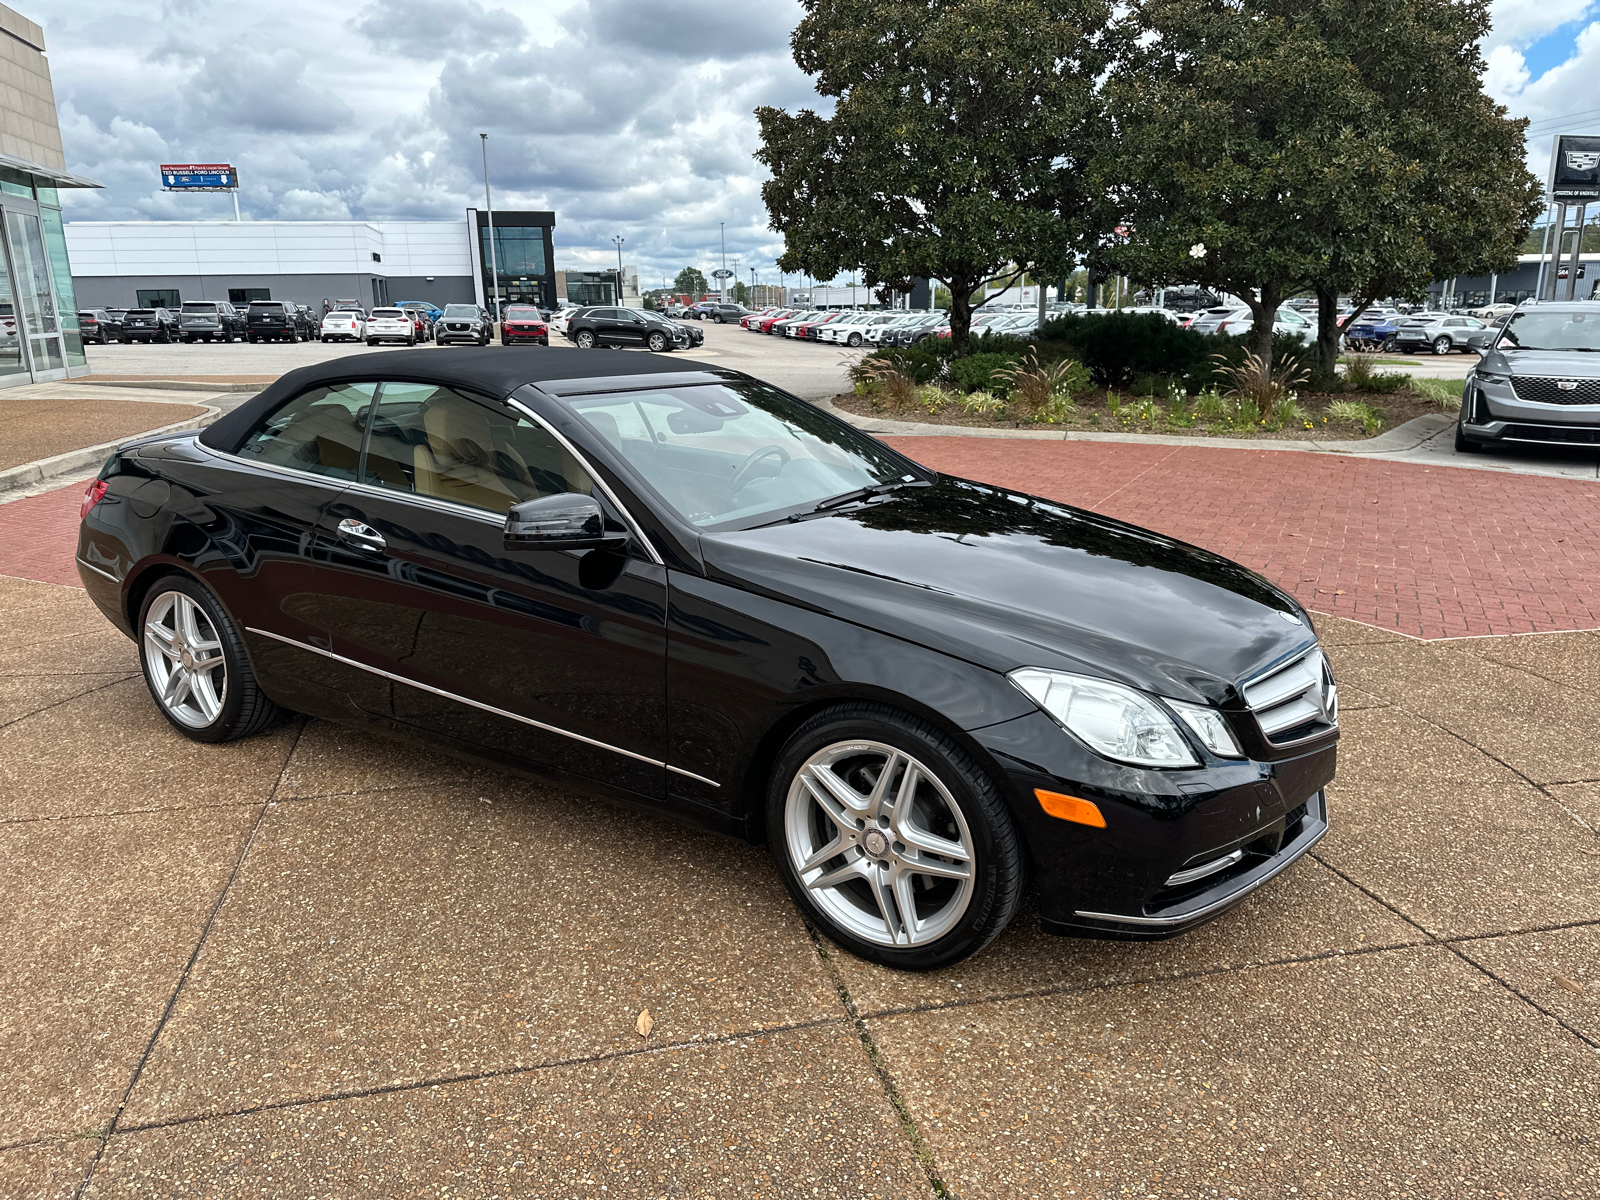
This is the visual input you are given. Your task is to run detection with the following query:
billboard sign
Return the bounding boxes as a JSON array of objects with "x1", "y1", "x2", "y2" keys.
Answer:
[
  {"x1": 160, "y1": 163, "x2": 238, "y2": 191},
  {"x1": 1548, "y1": 136, "x2": 1600, "y2": 202}
]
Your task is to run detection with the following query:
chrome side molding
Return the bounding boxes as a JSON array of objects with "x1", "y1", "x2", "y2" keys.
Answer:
[{"x1": 245, "y1": 625, "x2": 718, "y2": 788}]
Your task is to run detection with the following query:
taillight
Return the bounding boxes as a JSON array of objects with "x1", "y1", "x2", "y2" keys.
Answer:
[{"x1": 81, "y1": 478, "x2": 109, "y2": 519}]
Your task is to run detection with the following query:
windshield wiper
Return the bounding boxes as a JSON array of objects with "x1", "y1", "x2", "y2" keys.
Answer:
[{"x1": 791, "y1": 479, "x2": 930, "y2": 521}]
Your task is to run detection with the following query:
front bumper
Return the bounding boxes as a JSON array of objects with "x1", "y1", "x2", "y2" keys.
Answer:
[
  {"x1": 970, "y1": 710, "x2": 1337, "y2": 939},
  {"x1": 1460, "y1": 375, "x2": 1600, "y2": 446}
]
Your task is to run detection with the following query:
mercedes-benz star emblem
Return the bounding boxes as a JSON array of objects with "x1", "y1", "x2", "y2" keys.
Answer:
[{"x1": 862, "y1": 829, "x2": 890, "y2": 859}]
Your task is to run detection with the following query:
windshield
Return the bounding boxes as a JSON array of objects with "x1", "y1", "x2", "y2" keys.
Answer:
[
  {"x1": 506, "y1": 306, "x2": 542, "y2": 319},
  {"x1": 371, "y1": 308, "x2": 405, "y2": 318},
  {"x1": 563, "y1": 379, "x2": 920, "y2": 530},
  {"x1": 443, "y1": 304, "x2": 479, "y2": 318},
  {"x1": 1499, "y1": 310, "x2": 1600, "y2": 351}
]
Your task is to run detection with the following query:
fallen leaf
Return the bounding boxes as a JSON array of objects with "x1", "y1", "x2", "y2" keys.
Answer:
[
  {"x1": 636, "y1": 1008, "x2": 654, "y2": 1038},
  {"x1": 1553, "y1": 975, "x2": 1585, "y2": 997}
]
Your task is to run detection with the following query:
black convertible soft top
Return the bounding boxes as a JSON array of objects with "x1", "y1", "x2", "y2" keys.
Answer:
[{"x1": 199, "y1": 348, "x2": 726, "y2": 454}]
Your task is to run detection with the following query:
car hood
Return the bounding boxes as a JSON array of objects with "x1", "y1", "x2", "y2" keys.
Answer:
[
  {"x1": 1480, "y1": 347, "x2": 1600, "y2": 376},
  {"x1": 701, "y1": 479, "x2": 1313, "y2": 706}
]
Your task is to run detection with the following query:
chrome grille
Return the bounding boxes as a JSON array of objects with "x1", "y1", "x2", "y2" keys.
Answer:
[
  {"x1": 1243, "y1": 647, "x2": 1337, "y2": 743},
  {"x1": 1510, "y1": 377, "x2": 1600, "y2": 406}
]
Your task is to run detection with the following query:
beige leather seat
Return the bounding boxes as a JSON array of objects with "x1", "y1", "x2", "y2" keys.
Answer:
[{"x1": 414, "y1": 392, "x2": 525, "y2": 513}]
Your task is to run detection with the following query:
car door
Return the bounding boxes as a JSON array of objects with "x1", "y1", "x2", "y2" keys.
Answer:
[
  {"x1": 616, "y1": 309, "x2": 649, "y2": 346},
  {"x1": 588, "y1": 307, "x2": 624, "y2": 346},
  {"x1": 213, "y1": 381, "x2": 383, "y2": 717},
  {"x1": 311, "y1": 379, "x2": 670, "y2": 799}
]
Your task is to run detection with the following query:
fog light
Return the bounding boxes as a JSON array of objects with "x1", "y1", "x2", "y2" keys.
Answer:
[{"x1": 1035, "y1": 789, "x2": 1106, "y2": 827}]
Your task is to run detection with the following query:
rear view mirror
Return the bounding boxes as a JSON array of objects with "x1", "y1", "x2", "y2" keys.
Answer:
[{"x1": 504, "y1": 493, "x2": 629, "y2": 551}]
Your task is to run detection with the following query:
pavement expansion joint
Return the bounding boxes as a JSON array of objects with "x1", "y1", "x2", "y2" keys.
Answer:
[
  {"x1": 0, "y1": 673, "x2": 138, "y2": 733},
  {"x1": 0, "y1": 799, "x2": 264, "y2": 828},
  {"x1": 72, "y1": 721, "x2": 306, "y2": 1197},
  {"x1": 1443, "y1": 917, "x2": 1600, "y2": 944},
  {"x1": 806, "y1": 925, "x2": 952, "y2": 1199},
  {"x1": 106, "y1": 1015, "x2": 850, "y2": 1140},
  {"x1": 1311, "y1": 852, "x2": 1600, "y2": 1053}
]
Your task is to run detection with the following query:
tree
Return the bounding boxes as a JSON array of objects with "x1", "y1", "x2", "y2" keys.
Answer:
[
  {"x1": 673, "y1": 266, "x2": 708, "y2": 298},
  {"x1": 755, "y1": 0, "x2": 1107, "y2": 354},
  {"x1": 1305, "y1": 0, "x2": 1542, "y2": 374},
  {"x1": 731, "y1": 280, "x2": 750, "y2": 304}
]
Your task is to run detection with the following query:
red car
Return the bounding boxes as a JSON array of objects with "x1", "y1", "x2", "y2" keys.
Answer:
[
  {"x1": 500, "y1": 304, "x2": 549, "y2": 346},
  {"x1": 742, "y1": 307, "x2": 785, "y2": 330},
  {"x1": 758, "y1": 309, "x2": 800, "y2": 333},
  {"x1": 796, "y1": 312, "x2": 843, "y2": 340}
]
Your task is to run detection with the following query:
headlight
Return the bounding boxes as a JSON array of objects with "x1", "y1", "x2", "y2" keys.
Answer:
[
  {"x1": 1165, "y1": 699, "x2": 1245, "y2": 758},
  {"x1": 1008, "y1": 669, "x2": 1197, "y2": 768}
]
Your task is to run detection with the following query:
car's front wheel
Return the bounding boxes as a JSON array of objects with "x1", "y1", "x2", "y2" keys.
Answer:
[
  {"x1": 138, "y1": 576, "x2": 282, "y2": 743},
  {"x1": 767, "y1": 703, "x2": 1023, "y2": 970},
  {"x1": 646, "y1": 331, "x2": 668, "y2": 352}
]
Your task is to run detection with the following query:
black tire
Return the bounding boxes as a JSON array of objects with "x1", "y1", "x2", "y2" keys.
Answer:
[
  {"x1": 1454, "y1": 419, "x2": 1484, "y2": 453},
  {"x1": 136, "y1": 575, "x2": 283, "y2": 744},
  {"x1": 575, "y1": 330, "x2": 596, "y2": 349},
  {"x1": 646, "y1": 331, "x2": 668, "y2": 352},
  {"x1": 766, "y1": 702, "x2": 1024, "y2": 970},
  {"x1": 247, "y1": 334, "x2": 256, "y2": 343}
]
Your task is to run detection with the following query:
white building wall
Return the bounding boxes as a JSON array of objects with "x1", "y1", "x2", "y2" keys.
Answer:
[{"x1": 62, "y1": 219, "x2": 472, "y2": 277}]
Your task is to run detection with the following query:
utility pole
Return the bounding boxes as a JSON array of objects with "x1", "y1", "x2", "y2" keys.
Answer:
[
  {"x1": 480, "y1": 134, "x2": 501, "y2": 331},
  {"x1": 719, "y1": 223, "x2": 726, "y2": 304},
  {"x1": 613, "y1": 235, "x2": 625, "y2": 307}
]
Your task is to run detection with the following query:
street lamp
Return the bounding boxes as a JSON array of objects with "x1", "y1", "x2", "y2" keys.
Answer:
[
  {"x1": 719, "y1": 222, "x2": 726, "y2": 303},
  {"x1": 612, "y1": 235, "x2": 625, "y2": 305},
  {"x1": 479, "y1": 134, "x2": 501, "y2": 328}
]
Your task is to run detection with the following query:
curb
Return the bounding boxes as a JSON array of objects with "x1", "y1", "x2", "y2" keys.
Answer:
[
  {"x1": 75, "y1": 378, "x2": 265, "y2": 393},
  {"x1": 0, "y1": 405, "x2": 220, "y2": 497},
  {"x1": 814, "y1": 398, "x2": 1456, "y2": 457}
]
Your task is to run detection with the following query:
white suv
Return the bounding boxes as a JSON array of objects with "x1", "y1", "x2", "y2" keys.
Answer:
[{"x1": 366, "y1": 307, "x2": 417, "y2": 347}]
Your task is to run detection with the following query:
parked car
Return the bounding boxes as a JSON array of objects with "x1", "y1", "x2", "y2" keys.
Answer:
[
  {"x1": 77, "y1": 309, "x2": 115, "y2": 345},
  {"x1": 1345, "y1": 309, "x2": 1405, "y2": 352},
  {"x1": 102, "y1": 308, "x2": 129, "y2": 342},
  {"x1": 435, "y1": 304, "x2": 493, "y2": 346},
  {"x1": 177, "y1": 301, "x2": 245, "y2": 344},
  {"x1": 501, "y1": 304, "x2": 550, "y2": 346},
  {"x1": 793, "y1": 312, "x2": 843, "y2": 341},
  {"x1": 566, "y1": 306, "x2": 690, "y2": 352},
  {"x1": 1189, "y1": 305, "x2": 1314, "y2": 345},
  {"x1": 547, "y1": 307, "x2": 585, "y2": 338},
  {"x1": 77, "y1": 348, "x2": 1339, "y2": 970},
  {"x1": 816, "y1": 312, "x2": 883, "y2": 347},
  {"x1": 884, "y1": 314, "x2": 946, "y2": 347},
  {"x1": 770, "y1": 311, "x2": 821, "y2": 338},
  {"x1": 1457, "y1": 301, "x2": 1600, "y2": 453},
  {"x1": 741, "y1": 307, "x2": 785, "y2": 330},
  {"x1": 397, "y1": 301, "x2": 443, "y2": 333},
  {"x1": 320, "y1": 310, "x2": 366, "y2": 343},
  {"x1": 366, "y1": 307, "x2": 420, "y2": 346},
  {"x1": 1393, "y1": 313, "x2": 1497, "y2": 356},
  {"x1": 246, "y1": 301, "x2": 302, "y2": 343},
  {"x1": 1471, "y1": 302, "x2": 1517, "y2": 321},
  {"x1": 702, "y1": 302, "x2": 750, "y2": 324},
  {"x1": 121, "y1": 308, "x2": 179, "y2": 343}
]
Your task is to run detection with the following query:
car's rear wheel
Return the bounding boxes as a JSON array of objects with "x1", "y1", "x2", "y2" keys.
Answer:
[
  {"x1": 1432, "y1": 336, "x2": 1451, "y2": 355},
  {"x1": 138, "y1": 576, "x2": 282, "y2": 743},
  {"x1": 767, "y1": 703, "x2": 1023, "y2": 970},
  {"x1": 575, "y1": 330, "x2": 596, "y2": 349}
]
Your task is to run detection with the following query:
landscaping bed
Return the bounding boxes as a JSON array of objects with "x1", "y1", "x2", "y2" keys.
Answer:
[{"x1": 831, "y1": 377, "x2": 1460, "y2": 440}]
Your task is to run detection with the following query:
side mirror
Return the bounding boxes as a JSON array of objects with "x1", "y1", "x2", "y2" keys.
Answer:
[{"x1": 504, "y1": 493, "x2": 629, "y2": 552}]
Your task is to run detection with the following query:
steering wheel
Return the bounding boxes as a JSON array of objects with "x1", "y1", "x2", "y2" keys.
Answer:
[{"x1": 729, "y1": 445, "x2": 791, "y2": 495}]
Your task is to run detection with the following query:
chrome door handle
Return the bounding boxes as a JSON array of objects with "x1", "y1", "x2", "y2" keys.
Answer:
[{"x1": 335, "y1": 518, "x2": 386, "y2": 553}]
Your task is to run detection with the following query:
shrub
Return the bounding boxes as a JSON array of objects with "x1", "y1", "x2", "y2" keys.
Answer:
[
  {"x1": 947, "y1": 351, "x2": 1020, "y2": 395},
  {"x1": 1211, "y1": 350, "x2": 1310, "y2": 423},
  {"x1": 1194, "y1": 387, "x2": 1225, "y2": 420},
  {"x1": 992, "y1": 348, "x2": 1090, "y2": 422},
  {"x1": 1326, "y1": 399, "x2": 1385, "y2": 435},
  {"x1": 1409, "y1": 376, "x2": 1464, "y2": 411},
  {"x1": 915, "y1": 384, "x2": 951, "y2": 413},
  {"x1": 962, "y1": 390, "x2": 1004, "y2": 414},
  {"x1": 1036, "y1": 311, "x2": 1216, "y2": 388},
  {"x1": 861, "y1": 344, "x2": 945, "y2": 384},
  {"x1": 854, "y1": 356, "x2": 918, "y2": 410}
]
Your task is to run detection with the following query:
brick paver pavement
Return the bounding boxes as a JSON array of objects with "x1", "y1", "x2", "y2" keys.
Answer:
[
  {"x1": 882, "y1": 438, "x2": 1598, "y2": 639},
  {"x1": 5, "y1": 439, "x2": 1598, "y2": 638}
]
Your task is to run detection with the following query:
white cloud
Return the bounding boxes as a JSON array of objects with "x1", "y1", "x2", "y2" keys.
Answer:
[
  {"x1": 1485, "y1": 0, "x2": 1594, "y2": 50},
  {"x1": 43, "y1": 0, "x2": 819, "y2": 282}
]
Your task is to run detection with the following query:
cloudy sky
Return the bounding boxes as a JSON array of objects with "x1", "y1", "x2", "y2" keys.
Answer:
[{"x1": 39, "y1": 0, "x2": 1600, "y2": 283}]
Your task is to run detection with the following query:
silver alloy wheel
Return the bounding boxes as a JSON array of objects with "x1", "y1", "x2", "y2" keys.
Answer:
[
  {"x1": 785, "y1": 740, "x2": 975, "y2": 947},
  {"x1": 142, "y1": 591, "x2": 228, "y2": 729}
]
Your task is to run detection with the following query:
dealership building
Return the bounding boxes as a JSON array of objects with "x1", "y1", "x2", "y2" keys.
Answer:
[{"x1": 66, "y1": 210, "x2": 575, "y2": 313}]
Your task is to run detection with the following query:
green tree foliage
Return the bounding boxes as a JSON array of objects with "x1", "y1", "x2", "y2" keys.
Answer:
[
  {"x1": 731, "y1": 280, "x2": 750, "y2": 304},
  {"x1": 755, "y1": 0, "x2": 1108, "y2": 355},
  {"x1": 1304, "y1": 0, "x2": 1543, "y2": 374},
  {"x1": 673, "y1": 266, "x2": 709, "y2": 297},
  {"x1": 1092, "y1": 0, "x2": 1539, "y2": 368}
]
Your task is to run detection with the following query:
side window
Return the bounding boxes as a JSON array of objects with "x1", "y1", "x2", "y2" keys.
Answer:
[
  {"x1": 362, "y1": 383, "x2": 592, "y2": 515},
  {"x1": 236, "y1": 383, "x2": 377, "y2": 479}
]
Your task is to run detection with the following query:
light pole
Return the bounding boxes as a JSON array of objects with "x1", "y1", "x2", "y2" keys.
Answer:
[
  {"x1": 479, "y1": 134, "x2": 501, "y2": 330},
  {"x1": 719, "y1": 222, "x2": 726, "y2": 304},
  {"x1": 749, "y1": 266, "x2": 756, "y2": 304},
  {"x1": 612, "y1": 235, "x2": 625, "y2": 306}
]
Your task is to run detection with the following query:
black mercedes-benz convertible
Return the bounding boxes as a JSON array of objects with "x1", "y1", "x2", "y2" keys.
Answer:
[{"x1": 76, "y1": 349, "x2": 1336, "y2": 969}]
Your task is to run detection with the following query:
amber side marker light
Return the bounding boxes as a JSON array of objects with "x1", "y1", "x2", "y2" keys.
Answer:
[{"x1": 1035, "y1": 789, "x2": 1106, "y2": 828}]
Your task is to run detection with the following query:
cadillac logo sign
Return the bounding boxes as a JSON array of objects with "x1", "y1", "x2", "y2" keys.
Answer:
[
  {"x1": 1550, "y1": 135, "x2": 1600, "y2": 200},
  {"x1": 1558, "y1": 381, "x2": 1579, "y2": 391}
]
